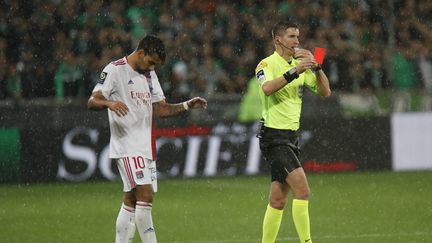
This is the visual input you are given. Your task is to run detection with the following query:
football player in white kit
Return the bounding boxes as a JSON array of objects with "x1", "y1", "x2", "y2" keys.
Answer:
[{"x1": 88, "y1": 35, "x2": 207, "y2": 243}]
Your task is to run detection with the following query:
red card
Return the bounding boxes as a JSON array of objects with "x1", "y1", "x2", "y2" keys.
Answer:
[{"x1": 313, "y1": 47, "x2": 326, "y2": 64}]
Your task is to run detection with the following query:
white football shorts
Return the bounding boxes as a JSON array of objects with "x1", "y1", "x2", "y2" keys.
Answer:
[{"x1": 116, "y1": 156, "x2": 157, "y2": 192}]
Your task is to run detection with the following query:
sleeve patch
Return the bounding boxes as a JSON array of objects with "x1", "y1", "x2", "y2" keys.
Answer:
[
  {"x1": 256, "y1": 69, "x2": 266, "y2": 83},
  {"x1": 98, "y1": 72, "x2": 108, "y2": 84}
]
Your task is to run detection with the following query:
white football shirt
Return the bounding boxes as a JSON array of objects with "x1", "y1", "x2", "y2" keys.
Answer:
[{"x1": 93, "y1": 56, "x2": 165, "y2": 159}]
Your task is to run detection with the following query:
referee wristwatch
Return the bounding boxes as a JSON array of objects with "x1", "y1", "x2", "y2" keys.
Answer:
[
  {"x1": 313, "y1": 64, "x2": 322, "y2": 72},
  {"x1": 283, "y1": 67, "x2": 299, "y2": 84}
]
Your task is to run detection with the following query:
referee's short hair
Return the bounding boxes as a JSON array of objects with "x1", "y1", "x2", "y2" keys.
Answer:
[
  {"x1": 271, "y1": 21, "x2": 299, "y2": 39},
  {"x1": 137, "y1": 35, "x2": 166, "y2": 64}
]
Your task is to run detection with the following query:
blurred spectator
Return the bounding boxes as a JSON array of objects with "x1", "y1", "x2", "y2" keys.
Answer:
[
  {"x1": 363, "y1": 54, "x2": 389, "y2": 90},
  {"x1": 83, "y1": 53, "x2": 104, "y2": 96},
  {"x1": 0, "y1": 60, "x2": 7, "y2": 99},
  {"x1": 417, "y1": 43, "x2": 432, "y2": 111},
  {"x1": 391, "y1": 42, "x2": 421, "y2": 112},
  {"x1": 5, "y1": 63, "x2": 22, "y2": 99},
  {"x1": 163, "y1": 61, "x2": 192, "y2": 103},
  {"x1": 196, "y1": 55, "x2": 228, "y2": 95},
  {"x1": 418, "y1": 45, "x2": 432, "y2": 92},
  {"x1": 54, "y1": 51, "x2": 85, "y2": 100},
  {"x1": 392, "y1": 44, "x2": 421, "y2": 90}
]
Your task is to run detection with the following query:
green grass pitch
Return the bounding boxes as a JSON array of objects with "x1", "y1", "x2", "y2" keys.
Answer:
[{"x1": 1, "y1": 171, "x2": 432, "y2": 242}]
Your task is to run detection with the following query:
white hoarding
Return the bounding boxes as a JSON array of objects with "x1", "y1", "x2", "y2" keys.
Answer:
[{"x1": 391, "y1": 113, "x2": 432, "y2": 171}]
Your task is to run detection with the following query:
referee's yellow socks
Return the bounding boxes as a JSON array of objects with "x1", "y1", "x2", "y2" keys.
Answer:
[
  {"x1": 262, "y1": 204, "x2": 283, "y2": 243},
  {"x1": 292, "y1": 199, "x2": 312, "y2": 243}
]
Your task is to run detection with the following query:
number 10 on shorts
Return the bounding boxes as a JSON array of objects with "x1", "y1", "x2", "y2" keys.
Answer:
[{"x1": 132, "y1": 156, "x2": 145, "y2": 169}]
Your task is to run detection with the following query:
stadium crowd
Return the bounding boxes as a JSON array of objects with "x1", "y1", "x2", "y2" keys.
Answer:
[{"x1": 0, "y1": 0, "x2": 431, "y2": 101}]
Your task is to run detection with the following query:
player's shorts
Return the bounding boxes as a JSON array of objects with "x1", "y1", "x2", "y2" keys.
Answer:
[
  {"x1": 116, "y1": 156, "x2": 157, "y2": 192},
  {"x1": 258, "y1": 125, "x2": 301, "y2": 183}
]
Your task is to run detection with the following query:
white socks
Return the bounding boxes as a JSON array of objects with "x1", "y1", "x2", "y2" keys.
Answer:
[
  {"x1": 115, "y1": 201, "x2": 156, "y2": 243},
  {"x1": 135, "y1": 201, "x2": 157, "y2": 243},
  {"x1": 115, "y1": 203, "x2": 136, "y2": 243}
]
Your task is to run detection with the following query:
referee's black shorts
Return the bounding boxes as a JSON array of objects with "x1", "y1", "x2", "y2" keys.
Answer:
[{"x1": 258, "y1": 125, "x2": 301, "y2": 183}]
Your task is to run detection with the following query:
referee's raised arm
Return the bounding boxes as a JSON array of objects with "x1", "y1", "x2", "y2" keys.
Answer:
[{"x1": 315, "y1": 69, "x2": 331, "y2": 97}]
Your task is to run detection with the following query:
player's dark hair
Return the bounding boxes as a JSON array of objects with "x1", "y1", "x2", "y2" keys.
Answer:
[
  {"x1": 137, "y1": 35, "x2": 166, "y2": 63},
  {"x1": 271, "y1": 21, "x2": 299, "y2": 39}
]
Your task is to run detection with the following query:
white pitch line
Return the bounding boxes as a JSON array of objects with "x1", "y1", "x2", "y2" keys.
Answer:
[{"x1": 181, "y1": 231, "x2": 432, "y2": 243}]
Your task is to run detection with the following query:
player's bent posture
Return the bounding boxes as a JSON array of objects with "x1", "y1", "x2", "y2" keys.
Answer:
[
  {"x1": 88, "y1": 36, "x2": 207, "y2": 243},
  {"x1": 256, "y1": 21, "x2": 331, "y2": 243}
]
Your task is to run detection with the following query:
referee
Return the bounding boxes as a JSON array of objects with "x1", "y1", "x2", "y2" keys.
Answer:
[{"x1": 256, "y1": 21, "x2": 331, "y2": 243}]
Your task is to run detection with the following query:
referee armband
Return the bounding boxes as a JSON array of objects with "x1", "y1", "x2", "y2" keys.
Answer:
[{"x1": 283, "y1": 67, "x2": 299, "y2": 84}]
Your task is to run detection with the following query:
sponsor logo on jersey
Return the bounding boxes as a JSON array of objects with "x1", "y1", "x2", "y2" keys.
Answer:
[
  {"x1": 128, "y1": 80, "x2": 134, "y2": 85},
  {"x1": 98, "y1": 72, "x2": 107, "y2": 84},
  {"x1": 130, "y1": 91, "x2": 152, "y2": 106},
  {"x1": 136, "y1": 170, "x2": 144, "y2": 179},
  {"x1": 256, "y1": 69, "x2": 266, "y2": 83}
]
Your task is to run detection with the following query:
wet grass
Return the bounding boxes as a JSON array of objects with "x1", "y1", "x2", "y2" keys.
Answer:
[{"x1": 1, "y1": 171, "x2": 431, "y2": 242}]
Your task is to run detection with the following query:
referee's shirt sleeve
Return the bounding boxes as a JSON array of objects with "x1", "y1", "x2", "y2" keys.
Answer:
[
  {"x1": 303, "y1": 69, "x2": 319, "y2": 94},
  {"x1": 255, "y1": 61, "x2": 274, "y2": 87}
]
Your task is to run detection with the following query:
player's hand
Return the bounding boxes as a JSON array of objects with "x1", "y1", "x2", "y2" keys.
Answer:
[
  {"x1": 187, "y1": 97, "x2": 208, "y2": 109},
  {"x1": 107, "y1": 101, "x2": 129, "y2": 117}
]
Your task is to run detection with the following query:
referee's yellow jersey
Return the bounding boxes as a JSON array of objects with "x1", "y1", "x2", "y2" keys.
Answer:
[{"x1": 255, "y1": 51, "x2": 318, "y2": 131}]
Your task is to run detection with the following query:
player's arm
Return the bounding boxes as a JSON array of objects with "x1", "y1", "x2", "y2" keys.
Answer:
[
  {"x1": 87, "y1": 90, "x2": 129, "y2": 117},
  {"x1": 153, "y1": 97, "x2": 207, "y2": 118}
]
